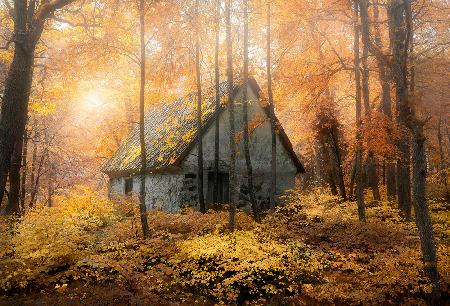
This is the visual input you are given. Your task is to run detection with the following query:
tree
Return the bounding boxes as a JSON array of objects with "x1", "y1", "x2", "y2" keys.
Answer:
[
  {"x1": 353, "y1": 1, "x2": 366, "y2": 222},
  {"x1": 387, "y1": 0, "x2": 412, "y2": 220},
  {"x1": 138, "y1": 0, "x2": 150, "y2": 238},
  {"x1": 0, "y1": 0, "x2": 79, "y2": 206},
  {"x1": 213, "y1": 0, "x2": 221, "y2": 207},
  {"x1": 226, "y1": 0, "x2": 237, "y2": 231},
  {"x1": 403, "y1": 0, "x2": 440, "y2": 299},
  {"x1": 360, "y1": 20, "x2": 381, "y2": 201},
  {"x1": 195, "y1": 0, "x2": 206, "y2": 213},
  {"x1": 359, "y1": 0, "x2": 396, "y2": 199},
  {"x1": 266, "y1": 0, "x2": 276, "y2": 211},
  {"x1": 242, "y1": 0, "x2": 258, "y2": 219}
]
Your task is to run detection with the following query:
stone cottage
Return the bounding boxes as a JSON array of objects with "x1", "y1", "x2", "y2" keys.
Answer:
[{"x1": 102, "y1": 78, "x2": 305, "y2": 212}]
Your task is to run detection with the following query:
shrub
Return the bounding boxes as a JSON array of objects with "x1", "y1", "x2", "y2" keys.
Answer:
[
  {"x1": 0, "y1": 186, "x2": 118, "y2": 291},
  {"x1": 172, "y1": 229, "x2": 327, "y2": 303}
]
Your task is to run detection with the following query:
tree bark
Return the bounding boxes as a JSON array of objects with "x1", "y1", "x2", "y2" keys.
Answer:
[
  {"x1": 29, "y1": 140, "x2": 37, "y2": 208},
  {"x1": 353, "y1": 1, "x2": 366, "y2": 222},
  {"x1": 20, "y1": 130, "x2": 28, "y2": 211},
  {"x1": 226, "y1": 0, "x2": 237, "y2": 231},
  {"x1": 329, "y1": 128, "x2": 347, "y2": 200},
  {"x1": 242, "y1": 0, "x2": 258, "y2": 219},
  {"x1": 388, "y1": 0, "x2": 411, "y2": 221},
  {"x1": 361, "y1": 0, "x2": 397, "y2": 198},
  {"x1": 266, "y1": 0, "x2": 277, "y2": 212},
  {"x1": 213, "y1": 0, "x2": 221, "y2": 207},
  {"x1": 411, "y1": 122, "x2": 441, "y2": 302},
  {"x1": 195, "y1": 0, "x2": 206, "y2": 213},
  {"x1": 2, "y1": 137, "x2": 23, "y2": 215},
  {"x1": 360, "y1": 22, "x2": 381, "y2": 201},
  {"x1": 139, "y1": 0, "x2": 150, "y2": 238}
]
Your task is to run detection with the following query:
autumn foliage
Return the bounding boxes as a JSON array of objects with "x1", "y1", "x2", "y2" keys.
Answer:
[{"x1": 1, "y1": 186, "x2": 448, "y2": 304}]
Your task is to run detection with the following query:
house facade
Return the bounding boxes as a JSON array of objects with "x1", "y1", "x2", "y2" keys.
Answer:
[{"x1": 102, "y1": 79, "x2": 305, "y2": 212}]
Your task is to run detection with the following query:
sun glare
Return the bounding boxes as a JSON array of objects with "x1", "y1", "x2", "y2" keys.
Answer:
[{"x1": 85, "y1": 91, "x2": 105, "y2": 109}]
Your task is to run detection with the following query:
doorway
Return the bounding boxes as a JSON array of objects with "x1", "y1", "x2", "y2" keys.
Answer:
[{"x1": 206, "y1": 171, "x2": 230, "y2": 205}]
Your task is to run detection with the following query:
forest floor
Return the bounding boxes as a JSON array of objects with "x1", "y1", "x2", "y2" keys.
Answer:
[{"x1": 0, "y1": 187, "x2": 449, "y2": 305}]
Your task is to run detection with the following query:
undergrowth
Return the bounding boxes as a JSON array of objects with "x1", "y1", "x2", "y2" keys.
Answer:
[{"x1": 0, "y1": 185, "x2": 448, "y2": 305}]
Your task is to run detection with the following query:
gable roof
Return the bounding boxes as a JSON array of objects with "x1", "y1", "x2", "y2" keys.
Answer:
[{"x1": 102, "y1": 78, "x2": 305, "y2": 176}]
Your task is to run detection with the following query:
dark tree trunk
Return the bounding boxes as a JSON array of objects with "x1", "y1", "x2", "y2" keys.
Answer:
[
  {"x1": 242, "y1": 0, "x2": 258, "y2": 219},
  {"x1": 405, "y1": 3, "x2": 441, "y2": 298},
  {"x1": 361, "y1": 0, "x2": 397, "y2": 198},
  {"x1": 267, "y1": 0, "x2": 277, "y2": 212},
  {"x1": 29, "y1": 140, "x2": 37, "y2": 208},
  {"x1": 360, "y1": 23, "x2": 381, "y2": 201},
  {"x1": 0, "y1": 32, "x2": 36, "y2": 205},
  {"x1": 195, "y1": 0, "x2": 206, "y2": 213},
  {"x1": 354, "y1": 1, "x2": 366, "y2": 222},
  {"x1": 20, "y1": 131, "x2": 28, "y2": 211},
  {"x1": 388, "y1": 0, "x2": 411, "y2": 221},
  {"x1": 226, "y1": 0, "x2": 237, "y2": 231},
  {"x1": 320, "y1": 137, "x2": 338, "y2": 196},
  {"x1": 2, "y1": 137, "x2": 23, "y2": 215},
  {"x1": 213, "y1": 0, "x2": 221, "y2": 207},
  {"x1": 410, "y1": 122, "x2": 441, "y2": 302},
  {"x1": 139, "y1": 0, "x2": 150, "y2": 238},
  {"x1": 329, "y1": 129, "x2": 347, "y2": 200},
  {"x1": 0, "y1": 0, "x2": 70, "y2": 208},
  {"x1": 349, "y1": 157, "x2": 357, "y2": 198}
]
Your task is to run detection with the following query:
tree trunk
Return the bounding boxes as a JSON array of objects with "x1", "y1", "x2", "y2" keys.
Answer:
[
  {"x1": 20, "y1": 131, "x2": 28, "y2": 211},
  {"x1": 2, "y1": 138, "x2": 23, "y2": 215},
  {"x1": 139, "y1": 0, "x2": 150, "y2": 238},
  {"x1": 226, "y1": 0, "x2": 237, "y2": 231},
  {"x1": 388, "y1": 0, "x2": 411, "y2": 221},
  {"x1": 320, "y1": 137, "x2": 338, "y2": 196},
  {"x1": 360, "y1": 23, "x2": 381, "y2": 201},
  {"x1": 242, "y1": 0, "x2": 258, "y2": 219},
  {"x1": 353, "y1": 1, "x2": 366, "y2": 222},
  {"x1": 195, "y1": 0, "x2": 206, "y2": 213},
  {"x1": 329, "y1": 129, "x2": 347, "y2": 200},
  {"x1": 411, "y1": 122, "x2": 441, "y2": 302},
  {"x1": 213, "y1": 0, "x2": 221, "y2": 207},
  {"x1": 362, "y1": 0, "x2": 397, "y2": 199},
  {"x1": 349, "y1": 157, "x2": 357, "y2": 198},
  {"x1": 267, "y1": 0, "x2": 277, "y2": 212},
  {"x1": 29, "y1": 140, "x2": 37, "y2": 208}
]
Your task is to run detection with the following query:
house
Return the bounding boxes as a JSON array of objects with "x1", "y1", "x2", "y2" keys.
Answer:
[{"x1": 102, "y1": 78, "x2": 305, "y2": 212}]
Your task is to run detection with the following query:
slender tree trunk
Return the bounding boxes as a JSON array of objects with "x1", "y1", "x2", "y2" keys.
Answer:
[
  {"x1": 362, "y1": 0, "x2": 396, "y2": 199},
  {"x1": 349, "y1": 156, "x2": 357, "y2": 198},
  {"x1": 388, "y1": 0, "x2": 411, "y2": 221},
  {"x1": 195, "y1": 0, "x2": 206, "y2": 213},
  {"x1": 360, "y1": 25, "x2": 381, "y2": 201},
  {"x1": 2, "y1": 138, "x2": 23, "y2": 215},
  {"x1": 354, "y1": 1, "x2": 366, "y2": 222},
  {"x1": 226, "y1": 0, "x2": 237, "y2": 231},
  {"x1": 320, "y1": 137, "x2": 338, "y2": 196},
  {"x1": 242, "y1": 0, "x2": 258, "y2": 219},
  {"x1": 213, "y1": 0, "x2": 221, "y2": 207},
  {"x1": 329, "y1": 129, "x2": 347, "y2": 200},
  {"x1": 139, "y1": 0, "x2": 150, "y2": 238},
  {"x1": 29, "y1": 140, "x2": 37, "y2": 208},
  {"x1": 411, "y1": 122, "x2": 441, "y2": 302},
  {"x1": 266, "y1": 0, "x2": 277, "y2": 211},
  {"x1": 405, "y1": 3, "x2": 441, "y2": 298},
  {"x1": 20, "y1": 131, "x2": 28, "y2": 211}
]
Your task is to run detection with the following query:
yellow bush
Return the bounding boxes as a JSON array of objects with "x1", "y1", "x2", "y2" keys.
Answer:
[
  {"x1": 12, "y1": 186, "x2": 117, "y2": 270},
  {"x1": 172, "y1": 230, "x2": 327, "y2": 303}
]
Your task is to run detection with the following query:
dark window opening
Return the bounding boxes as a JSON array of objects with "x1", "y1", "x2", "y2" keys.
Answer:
[
  {"x1": 207, "y1": 172, "x2": 230, "y2": 205},
  {"x1": 125, "y1": 178, "x2": 133, "y2": 195}
]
